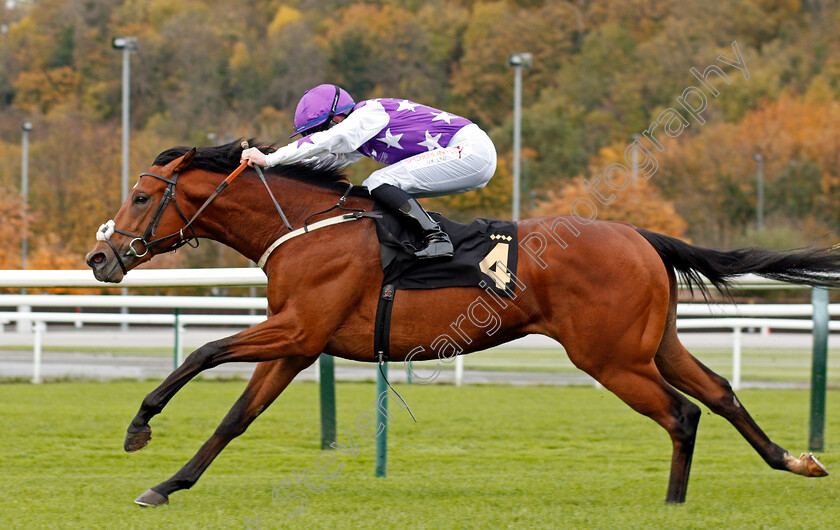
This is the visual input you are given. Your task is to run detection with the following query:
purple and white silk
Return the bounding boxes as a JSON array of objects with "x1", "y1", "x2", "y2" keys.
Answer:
[
  {"x1": 262, "y1": 97, "x2": 495, "y2": 197},
  {"x1": 363, "y1": 123, "x2": 497, "y2": 197},
  {"x1": 353, "y1": 99, "x2": 473, "y2": 164}
]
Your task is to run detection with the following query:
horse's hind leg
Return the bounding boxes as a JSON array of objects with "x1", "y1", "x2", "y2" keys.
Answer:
[
  {"x1": 589, "y1": 361, "x2": 701, "y2": 503},
  {"x1": 133, "y1": 355, "x2": 316, "y2": 507},
  {"x1": 655, "y1": 329, "x2": 828, "y2": 478},
  {"x1": 653, "y1": 269, "x2": 827, "y2": 478}
]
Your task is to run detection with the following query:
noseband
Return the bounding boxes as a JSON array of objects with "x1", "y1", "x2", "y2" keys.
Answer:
[{"x1": 96, "y1": 171, "x2": 198, "y2": 275}]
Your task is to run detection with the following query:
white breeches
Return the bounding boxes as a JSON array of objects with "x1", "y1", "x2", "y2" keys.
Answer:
[{"x1": 362, "y1": 124, "x2": 497, "y2": 198}]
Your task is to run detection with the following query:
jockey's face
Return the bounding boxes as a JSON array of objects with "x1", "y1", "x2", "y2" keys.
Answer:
[{"x1": 303, "y1": 113, "x2": 346, "y2": 137}]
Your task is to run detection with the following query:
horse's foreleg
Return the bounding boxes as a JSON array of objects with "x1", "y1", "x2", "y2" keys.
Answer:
[
  {"x1": 134, "y1": 355, "x2": 316, "y2": 507},
  {"x1": 126, "y1": 317, "x2": 323, "y2": 452},
  {"x1": 124, "y1": 340, "x2": 223, "y2": 451}
]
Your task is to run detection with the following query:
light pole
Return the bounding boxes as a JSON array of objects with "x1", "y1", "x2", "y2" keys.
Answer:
[
  {"x1": 19, "y1": 121, "x2": 33, "y2": 322},
  {"x1": 508, "y1": 52, "x2": 533, "y2": 221},
  {"x1": 752, "y1": 153, "x2": 764, "y2": 231},
  {"x1": 112, "y1": 36, "x2": 138, "y2": 203},
  {"x1": 21, "y1": 121, "x2": 32, "y2": 270},
  {"x1": 113, "y1": 37, "x2": 137, "y2": 331}
]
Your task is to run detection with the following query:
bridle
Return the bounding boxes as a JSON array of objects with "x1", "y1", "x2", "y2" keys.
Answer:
[
  {"x1": 95, "y1": 155, "x2": 365, "y2": 276},
  {"x1": 96, "y1": 170, "x2": 199, "y2": 275}
]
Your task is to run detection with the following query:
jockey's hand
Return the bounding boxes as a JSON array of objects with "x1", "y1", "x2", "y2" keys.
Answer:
[{"x1": 240, "y1": 147, "x2": 268, "y2": 168}]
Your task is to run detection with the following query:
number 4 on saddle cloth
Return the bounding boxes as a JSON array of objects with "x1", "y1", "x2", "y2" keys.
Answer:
[
  {"x1": 370, "y1": 207, "x2": 519, "y2": 363},
  {"x1": 373, "y1": 207, "x2": 519, "y2": 294}
]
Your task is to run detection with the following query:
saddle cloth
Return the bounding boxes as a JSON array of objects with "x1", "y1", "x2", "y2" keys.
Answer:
[{"x1": 372, "y1": 208, "x2": 519, "y2": 297}]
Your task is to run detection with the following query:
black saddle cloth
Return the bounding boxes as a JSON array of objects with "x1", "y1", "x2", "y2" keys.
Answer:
[{"x1": 372, "y1": 208, "x2": 519, "y2": 297}]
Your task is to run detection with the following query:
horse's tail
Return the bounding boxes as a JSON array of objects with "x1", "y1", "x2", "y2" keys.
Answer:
[{"x1": 635, "y1": 228, "x2": 840, "y2": 299}]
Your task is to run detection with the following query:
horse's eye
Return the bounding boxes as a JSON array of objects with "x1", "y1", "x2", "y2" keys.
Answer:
[{"x1": 134, "y1": 195, "x2": 149, "y2": 205}]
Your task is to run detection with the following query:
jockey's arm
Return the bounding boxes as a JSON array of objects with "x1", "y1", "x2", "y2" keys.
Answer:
[
  {"x1": 263, "y1": 102, "x2": 389, "y2": 167},
  {"x1": 302, "y1": 152, "x2": 365, "y2": 170}
]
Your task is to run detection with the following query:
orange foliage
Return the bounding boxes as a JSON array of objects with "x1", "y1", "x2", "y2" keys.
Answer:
[
  {"x1": 534, "y1": 175, "x2": 688, "y2": 238},
  {"x1": 0, "y1": 188, "x2": 93, "y2": 293},
  {"x1": 653, "y1": 94, "x2": 840, "y2": 245},
  {"x1": 3, "y1": 0, "x2": 840, "y2": 268},
  {"x1": 13, "y1": 67, "x2": 80, "y2": 113},
  {"x1": 0, "y1": 187, "x2": 26, "y2": 269}
]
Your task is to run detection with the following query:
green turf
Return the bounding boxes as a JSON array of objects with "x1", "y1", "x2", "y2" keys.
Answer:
[{"x1": 1, "y1": 381, "x2": 839, "y2": 528}]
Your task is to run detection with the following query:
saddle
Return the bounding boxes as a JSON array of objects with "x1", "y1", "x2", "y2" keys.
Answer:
[
  {"x1": 370, "y1": 208, "x2": 520, "y2": 363},
  {"x1": 373, "y1": 208, "x2": 520, "y2": 296}
]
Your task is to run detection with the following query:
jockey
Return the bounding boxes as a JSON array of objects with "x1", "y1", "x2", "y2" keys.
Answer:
[{"x1": 241, "y1": 84, "x2": 497, "y2": 259}]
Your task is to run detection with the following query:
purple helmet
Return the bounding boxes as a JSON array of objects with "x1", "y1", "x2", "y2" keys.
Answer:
[{"x1": 290, "y1": 84, "x2": 355, "y2": 138}]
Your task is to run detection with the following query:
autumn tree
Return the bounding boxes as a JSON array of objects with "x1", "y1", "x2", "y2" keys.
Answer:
[
  {"x1": 2, "y1": 0, "x2": 840, "y2": 269},
  {"x1": 325, "y1": 1, "x2": 468, "y2": 105},
  {"x1": 451, "y1": 1, "x2": 581, "y2": 127},
  {"x1": 0, "y1": 186, "x2": 25, "y2": 269},
  {"x1": 652, "y1": 95, "x2": 840, "y2": 246},
  {"x1": 533, "y1": 173, "x2": 688, "y2": 237}
]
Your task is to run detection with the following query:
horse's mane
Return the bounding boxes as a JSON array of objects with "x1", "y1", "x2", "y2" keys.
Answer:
[{"x1": 153, "y1": 138, "x2": 368, "y2": 195}]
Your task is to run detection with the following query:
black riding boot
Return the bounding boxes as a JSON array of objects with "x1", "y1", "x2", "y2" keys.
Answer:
[{"x1": 370, "y1": 184, "x2": 454, "y2": 259}]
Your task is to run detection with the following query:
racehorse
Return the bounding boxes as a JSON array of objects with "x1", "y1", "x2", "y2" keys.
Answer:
[{"x1": 85, "y1": 139, "x2": 835, "y2": 507}]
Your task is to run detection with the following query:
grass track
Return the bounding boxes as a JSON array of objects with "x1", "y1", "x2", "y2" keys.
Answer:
[{"x1": 1, "y1": 381, "x2": 839, "y2": 528}]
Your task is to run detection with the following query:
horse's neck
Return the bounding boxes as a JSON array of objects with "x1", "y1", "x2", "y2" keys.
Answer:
[{"x1": 190, "y1": 173, "x2": 370, "y2": 263}]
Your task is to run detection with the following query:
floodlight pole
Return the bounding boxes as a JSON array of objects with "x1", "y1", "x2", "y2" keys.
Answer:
[
  {"x1": 21, "y1": 121, "x2": 32, "y2": 271},
  {"x1": 113, "y1": 37, "x2": 137, "y2": 331},
  {"x1": 113, "y1": 37, "x2": 138, "y2": 202},
  {"x1": 508, "y1": 53, "x2": 532, "y2": 222}
]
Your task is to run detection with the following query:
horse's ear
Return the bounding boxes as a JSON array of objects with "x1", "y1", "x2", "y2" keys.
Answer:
[{"x1": 174, "y1": 148, "x2": 196, "y2": 172}]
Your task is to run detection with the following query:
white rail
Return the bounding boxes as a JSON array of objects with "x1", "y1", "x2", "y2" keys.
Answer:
[
  {"x1": 0, "y1": 305, "x2": 832, "y2": 388},
  {"x1": 0, "y1": 294, "x2": 267, "y2": 310},
  {"x1": 0, "y1": 268, "x2": 266, "y2": 288},
  {"x1": 677, "y1": 318, "x2": 839, "y2": 389},
  {"x1": 0, "y1": 311, "x2": 267, "y2": 383},
  {"x1": 0, "y1": 269, "x2": 832, "y2": 387},
  {"x1": 0, "y1": 269, "x2": 804, "y2": 289}
]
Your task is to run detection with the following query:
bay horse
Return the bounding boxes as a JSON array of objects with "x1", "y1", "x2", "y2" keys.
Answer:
[{"x1": 85, "y1": 140, "x2": 834, "y2": 507}]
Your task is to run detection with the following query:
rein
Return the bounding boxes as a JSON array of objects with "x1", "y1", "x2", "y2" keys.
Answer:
[{"x1": 96, "y1": 156, "x2": 377, "y2": 274}]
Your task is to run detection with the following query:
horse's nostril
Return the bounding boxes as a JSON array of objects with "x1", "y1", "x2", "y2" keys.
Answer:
[{"x1": 88, "y1": 252, "x2": 106, "y2": 267}]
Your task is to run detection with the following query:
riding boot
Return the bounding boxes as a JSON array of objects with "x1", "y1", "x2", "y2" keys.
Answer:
[
  {"x1": 398, "y1": 198, "x2": 454, "y2": 259},
  {"x1": 370, "y1": 184, "x2": 454, "y2": 260}
]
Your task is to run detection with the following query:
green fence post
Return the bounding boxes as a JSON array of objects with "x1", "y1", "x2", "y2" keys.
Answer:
[
  {"x1": 319, "y1": 354, "x2": 336, "y2": 450},
  {"x1": 809, "y1": 287, "x2": 829, "y2": 452},
  {"x1": 375, "y1": 362, "x2": 387, "y2": 477}
]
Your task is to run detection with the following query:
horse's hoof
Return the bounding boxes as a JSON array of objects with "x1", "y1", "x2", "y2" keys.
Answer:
[
  {"x1": 125, "y1": 425, "x2": 152, "y2": 452},
  {"x1": 801, "y1": 452, "x2": 829, "y2": 477},
  {"x1": 134, "y1": 489, "x2": 169, "y2": 507}
]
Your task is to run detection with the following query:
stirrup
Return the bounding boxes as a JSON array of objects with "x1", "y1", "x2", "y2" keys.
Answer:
[{"x1": 415, "y1": 231, "x2": 453, "y2": 259}]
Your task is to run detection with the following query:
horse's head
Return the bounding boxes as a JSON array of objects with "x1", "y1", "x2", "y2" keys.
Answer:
[{"x1": 85, "y1": 149, "x2": 197, "y2": 283}]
